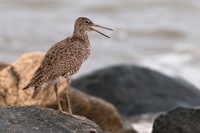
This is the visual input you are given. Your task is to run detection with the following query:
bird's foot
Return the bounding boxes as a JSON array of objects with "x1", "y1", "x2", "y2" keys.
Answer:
[
  {"x1": 59, "y1": 109, "x2": 69, "y2": 115},
  {"x1": 58, "y1": 110, "x2": 85, "y2": 120},
  {"x1": 70, "y1": 114, "x2": 85, "y2": 120}
]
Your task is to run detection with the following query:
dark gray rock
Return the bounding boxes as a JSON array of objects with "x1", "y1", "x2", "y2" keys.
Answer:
[
  {"x1": 152, "y1": 107, "x2": 200, "y2": 133},
  {"x1": 0, "y1": 106, "x2": 108, "y2": 133},
  {"x1": 71, "y1": 64, "x2": 200, "y2": 116}
]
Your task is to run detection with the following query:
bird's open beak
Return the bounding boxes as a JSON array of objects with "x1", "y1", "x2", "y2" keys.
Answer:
[{"x1": 91, "y1": 24, "x2": 113, "y2": 38}]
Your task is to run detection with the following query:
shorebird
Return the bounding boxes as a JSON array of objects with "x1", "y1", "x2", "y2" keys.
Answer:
[{"x1": 23, "y1": 17, "x2": 113, "y2": 116}]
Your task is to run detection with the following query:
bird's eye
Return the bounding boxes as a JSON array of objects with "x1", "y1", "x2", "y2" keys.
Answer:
[{"x1": 84, "y1": 20, "x2": 89, "y2": 24}]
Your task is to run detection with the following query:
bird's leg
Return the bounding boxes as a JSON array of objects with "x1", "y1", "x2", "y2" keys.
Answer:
[
  {"x1": 66, "y1": 79, "x2": 72, "y2": 115},
  {"x1": 54, "y1": 83, "x2": 69, "y2": 115},
  {"x1": 54, "y1": 80, "x2": 84, "y2": 120},
  {"x1": 65, "y1": 79, "x2": 85, "y2": 120}
]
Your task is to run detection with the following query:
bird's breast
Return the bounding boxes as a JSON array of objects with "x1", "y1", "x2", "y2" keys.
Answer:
[
  {"x1": 81, "y1": 42, "x2": 91, "y2": 61},
  {"x1": 53, "y1": 76, "x2": 67, "y2": 84}
]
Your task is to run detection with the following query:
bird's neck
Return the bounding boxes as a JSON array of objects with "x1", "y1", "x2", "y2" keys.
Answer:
[{"x1": 73, "y1": 29, "x2": 89, "y2": 42}]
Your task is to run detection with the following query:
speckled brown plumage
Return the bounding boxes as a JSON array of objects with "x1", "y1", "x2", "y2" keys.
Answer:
[{"x1": 23, "y1": 17, "x2": 113, "y2": 115}]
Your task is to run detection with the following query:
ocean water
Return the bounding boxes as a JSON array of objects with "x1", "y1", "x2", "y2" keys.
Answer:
[{"x1": 1, "y1": 0, "x2": 200, "y2": 132}]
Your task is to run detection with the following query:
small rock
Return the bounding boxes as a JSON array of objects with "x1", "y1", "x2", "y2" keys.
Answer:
[
  {"x1": 0, "y1": 106, "x2": 107, "y2": 133},
  {"x1": 152, "y1": 107, "x2": 200, "y2": 133},
  {"x1": 71, "y1": 64, "x2": 200, "y2": 116}
]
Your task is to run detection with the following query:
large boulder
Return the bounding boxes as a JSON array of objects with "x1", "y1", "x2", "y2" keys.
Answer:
[
  {"x1": 0, "y1": 106, "x2": 107, "y2": 133},
  {"x1": 152, "y1": 107, "x2": 200, "y2": 133},
  {"x1": 0, "y1": 52, "x2": 133, "y2": 133},
  {"x1": 71, "y1": 65, "x2": 200, "y2": 116}
]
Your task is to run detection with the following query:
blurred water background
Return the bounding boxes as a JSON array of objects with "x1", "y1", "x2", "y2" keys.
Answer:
[
  {"x1": 1, "y1": 0, "x2": 200, "y2": 88},
  {"x1": 1, "y1": 0, "x2": 200, "y2": 89},
  {"x1": 1, "y1": 0, "x2": 200, "y2": 132}
]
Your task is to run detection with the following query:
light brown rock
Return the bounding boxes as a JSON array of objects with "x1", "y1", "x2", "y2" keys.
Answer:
[{"x1": 0, "y1": 52, "x2": 61, "y2": 106}]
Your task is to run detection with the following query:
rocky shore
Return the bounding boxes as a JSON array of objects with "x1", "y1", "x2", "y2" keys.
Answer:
[
  {"x1": 1, "y1": 52, "x2": 200, "y2": 133},
  {"x1": 0, "y1": 106, "x2": 107, "y2": 133}
]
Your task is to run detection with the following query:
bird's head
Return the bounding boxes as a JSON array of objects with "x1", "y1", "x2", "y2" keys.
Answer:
[{"x1": 74, "y1": 17, "x2": 113, "y2": 38}]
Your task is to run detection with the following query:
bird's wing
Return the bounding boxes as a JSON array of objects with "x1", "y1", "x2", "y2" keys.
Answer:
[
  {"x1": 25, "y1": 38, "x2": 85, "y2": 88},
  {"x1": 50, "y1": 41, "x2": 85, "y2": 77}
]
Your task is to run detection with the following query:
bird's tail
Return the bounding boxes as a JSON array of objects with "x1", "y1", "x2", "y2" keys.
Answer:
[
  {"x1": 22, "y1": 72, "x2": 42, "y2": 90},
  {"x1": 22, "y1": 71, "x2": 46, "y2": 99},
  {"x1": 23, "y1": 82, "x2": 41, "y2": 99},
  {"x1": 31, "y1": 87, "x2": 41, "y2": 99},
  {"x1": 22, "y1": 82, "x2": 33, "y2": 90}
]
